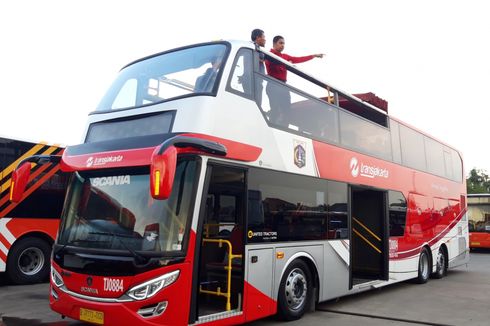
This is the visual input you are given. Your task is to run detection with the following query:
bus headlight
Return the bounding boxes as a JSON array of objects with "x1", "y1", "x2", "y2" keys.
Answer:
[
  {"x1": 51, "y1": 266, "x2": 64, "y2": 288},
  {"x1": 126, "y1": 270, "x2": 180, "y2": 301}
]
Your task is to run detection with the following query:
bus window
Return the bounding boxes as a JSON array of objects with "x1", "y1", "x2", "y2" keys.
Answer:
[
  {"x1": 248, "y1": 190, "x2": 264, "y2": 226},
  {"x1": 390, "y1": 119, "x2": 402, "y2": 164},
  {"x1": 256, "y1": 75, "x2": 340, "y2": 143},
  {"x1": 388, "y1": 191, "x2": 407, "y2": 237},
  {"x1": 443, "y1": 149, "x2": 453, "y2": 180},
  {"x1": 400, "y1": 124, "x2": 426, "y2": 172},
  {"x1": 248, "y1": 167, "x2": 328, "y2": 242},
  {"x1": 425, "y1": 137, "x2": 445, "y2": 177},
  {"x1": 112, "y1": 79, "x2": 137, "y2": 109},
  {"x1": 226, "y1": 48, "x2": 254, "y2": 100},
  {"x1": 326, "y1": 181, "x2": 348, "y2": 240},
  {"x1": 203, "y1": 165, "x2": 245, "y2": 238},
  {"x1": 339, "y1": 110, "x2": 392, "y2": 161},
  {"x1": 96, "y1": 43, "x2": 229, "y2": 111},
  {"x1": 451, "y1": 149, "x2": 463, "y2": 182}
]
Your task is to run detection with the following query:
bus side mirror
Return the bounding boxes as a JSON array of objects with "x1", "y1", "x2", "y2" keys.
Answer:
[
  {"x1": 10, "y1": 162, "x2": 31, "y2": 203},
  {"x1": 150, "y1": 146, "x2": 177, "y2": 200}
]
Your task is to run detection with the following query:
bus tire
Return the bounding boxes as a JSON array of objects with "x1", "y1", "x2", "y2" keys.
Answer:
[
  {"x1": 431, "y1": 247, "x2": 447, "y2": 279},
  {"x1": 6, "y1": 237, "x2": 51, "y2": 285},
  {"x1": 415, "y1": 248, "x2": 431, "y2": 284},
  {"x1": 277, "y1": 259, "x2": 312, "y2": 321}
]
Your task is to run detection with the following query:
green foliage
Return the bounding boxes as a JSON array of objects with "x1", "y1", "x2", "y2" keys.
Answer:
[{"x1": 467, "y1": 168, "x2": 490, "y2": 194}]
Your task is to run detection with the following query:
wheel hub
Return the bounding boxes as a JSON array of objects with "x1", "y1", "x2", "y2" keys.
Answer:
[
  {"x1": 18, "y1": 247, "x2": 44, "y2": 276},
  {"x1": 285, "y1": 268, "x2": 307, "y2": 311}
]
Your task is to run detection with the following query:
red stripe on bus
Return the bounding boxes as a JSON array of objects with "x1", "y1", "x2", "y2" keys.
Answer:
[
  {"x1": 60, "y1": 147, "x2": 155, "y2": 171},
  {"x1": 180, "y1": 133, "x2": 262, "y2": 162},
  {"x1": 61, "y1": 134, "x2": 261, "y2": 171}
]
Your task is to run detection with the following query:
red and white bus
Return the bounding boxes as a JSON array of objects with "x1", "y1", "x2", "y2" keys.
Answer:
[
  {"x1": 1, "y1": 137, "x2": 68, "y2": 284},
  {"x1": 11, "y1": 40, "x2": 469, "y2": 325},
  {"x1": 468, "y1": 193, "x2": 490, "y2": 248}
]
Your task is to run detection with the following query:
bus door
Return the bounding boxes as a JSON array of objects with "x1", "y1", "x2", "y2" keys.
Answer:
[
  {"x1": 192, "y1": 163, "x2": 246, "y2": 322},
  {"x1": 349, "y1": 186, "x2": 389, "y2": 287}
]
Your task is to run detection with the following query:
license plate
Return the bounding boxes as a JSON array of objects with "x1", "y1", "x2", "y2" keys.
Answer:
[{"x1": 80, "y1": 307, "x2": 104, "y2": 325}]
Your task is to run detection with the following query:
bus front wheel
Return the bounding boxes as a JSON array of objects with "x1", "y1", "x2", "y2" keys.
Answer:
[
  {"x1": 6, "y1": 237, "x2": 51, "y2": 285},
  {"x1": 277, "y1": 259, "x2": 312, "y2": 321}
]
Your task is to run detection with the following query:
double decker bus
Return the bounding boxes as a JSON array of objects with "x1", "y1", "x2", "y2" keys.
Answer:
[
  {"x1": 11, "y1": 40, "x2": 468, "y2": 325},
  {"x1": 1, "y1": 137, "x2": 68, "y2": 284},
  {"x1": 468, "y1": 193, "x2": 490, "y2": 248}
]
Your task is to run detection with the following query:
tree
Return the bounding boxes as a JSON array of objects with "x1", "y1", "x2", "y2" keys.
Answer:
[{"x1": 467, "y1": 168, "x2": 490, "y2": 194}]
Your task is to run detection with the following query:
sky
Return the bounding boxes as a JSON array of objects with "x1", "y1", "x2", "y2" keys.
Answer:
[{"x1": 1, "y1": 0, "x2": 489, "y2": 176}]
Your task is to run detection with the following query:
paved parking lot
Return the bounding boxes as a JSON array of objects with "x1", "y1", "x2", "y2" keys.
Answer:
[{"x1": 1, "y1": 251, "x2": 489, "y2": 326}]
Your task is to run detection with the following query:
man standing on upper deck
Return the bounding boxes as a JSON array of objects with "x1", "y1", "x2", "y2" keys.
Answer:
[
  {"x1": 266, "y1": 35, "x2": 324, "y2": 82},
  {"x1": 251, "y1": 29, "x2": 266, "y2": 73},
  {"x1": 251, "y1": 28, "x2": 266, "y2": 48},
  {"x1": 251, "y1": 29, "x2": 266, "y2": 105},
  {"x1": 264, "y1": 35, "x2": 324, "y2": 125}
]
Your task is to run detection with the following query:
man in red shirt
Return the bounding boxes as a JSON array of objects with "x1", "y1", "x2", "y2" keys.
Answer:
[
  {"x1": 265, "y1": 35, "x2": 323, "y2": 82},
  {"x1": 264, "y1": 35, "x2": 324, "y2": 125}
]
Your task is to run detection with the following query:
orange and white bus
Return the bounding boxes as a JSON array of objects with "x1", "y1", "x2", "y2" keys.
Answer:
[
  {"x1": 1, "y1": 137, "x2": 68, "y2": 284},
  {"x1": 12, "y1": 40, "x2": 469, "y2": 324},
  {"x1": 468, "y1": 193, "x2": 490, "y2": 248}
]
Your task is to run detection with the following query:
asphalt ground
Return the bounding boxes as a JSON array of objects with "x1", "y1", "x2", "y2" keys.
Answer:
[{"x1": 1, "y1": 250, "x2": 489, "y2": 326}]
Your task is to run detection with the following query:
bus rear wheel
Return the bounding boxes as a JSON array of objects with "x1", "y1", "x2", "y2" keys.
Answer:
[
  {"x1": 431, "y1": 247, "x2": 447, "y2": 279},
  {"x1": 277, "y1": 260, "x2": 312, "y2": 321},
  {"x1": 6, "y1": 237, "x2": 51, "y2": 285},
  {"x1": 415, "y1": 248, "x2": 431, "y2": 284}
]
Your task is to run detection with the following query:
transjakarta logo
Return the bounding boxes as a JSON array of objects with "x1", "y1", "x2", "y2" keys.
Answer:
[
  {"x1": 350, "y1": 157, "x2": 389, "y2": 179},
  {"x1": 86, "y1": 155, "x2": 123, "y2": 168},
  {"x1": 91, "y1": 175, "x2": 131, "y2": 187},
  {"x1": 350, "y1": 157, "x2": 360, "y2": 177}
]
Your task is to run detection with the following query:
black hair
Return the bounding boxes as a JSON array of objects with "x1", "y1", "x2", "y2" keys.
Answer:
[
  {"x1": 273, "y1": 35, "x2": 284, "y2": 44},
  {"x1": 251, "y1": 29, "x2": 264, "y2": 42}
]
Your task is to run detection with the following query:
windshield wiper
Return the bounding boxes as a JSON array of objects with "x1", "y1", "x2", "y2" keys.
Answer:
[
  {"x1": 88, "y1": 231, "x2": 149, "y2": 265},
  {"x1": 89, "y1": 231, "x2": 134, "y2": 238},
  {"x1": 72, "y1": 239, "x2": 111, "y2": 244}
]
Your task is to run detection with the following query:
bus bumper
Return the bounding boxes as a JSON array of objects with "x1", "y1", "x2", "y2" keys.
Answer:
[{"x1": 49, "y1": 284, "x2": 188, "y2": 325}]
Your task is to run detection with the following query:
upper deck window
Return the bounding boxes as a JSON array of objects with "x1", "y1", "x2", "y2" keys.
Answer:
[{"x1": 96, "y1": 43, "x2": 229, "y2": 112}]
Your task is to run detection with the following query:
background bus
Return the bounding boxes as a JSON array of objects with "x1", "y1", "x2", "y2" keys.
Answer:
[
  {"x1": 0, "y1": 136, "x2": 68, "y2": 284},
  {"x1": 468, "y1": 193, "x2": 490, "y2": 248}
]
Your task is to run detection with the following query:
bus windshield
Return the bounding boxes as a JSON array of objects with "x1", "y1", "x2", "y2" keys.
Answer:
[
  {"x1": 96, "y1": 43, "x2": 229, "y2": 111},
  {"x1": 468, "y1": 204, "x2": 490, "y2": 233},
  {"x1": 57, "y1": 159, "x2": 198, "y2": 256}
]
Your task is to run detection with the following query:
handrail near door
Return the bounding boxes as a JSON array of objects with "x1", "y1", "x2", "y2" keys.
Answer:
[{"x1": 199, "y1": 238, "x2": 243, "y2": 311}]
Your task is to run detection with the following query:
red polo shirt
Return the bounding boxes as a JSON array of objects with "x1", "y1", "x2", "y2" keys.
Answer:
[{"x1": 265, "y1": 48, "x2": 315, "y2": 82}]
